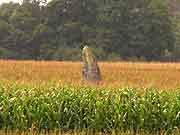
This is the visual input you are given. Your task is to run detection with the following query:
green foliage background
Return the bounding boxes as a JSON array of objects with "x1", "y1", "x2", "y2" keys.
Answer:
[{"x1": 0, "y1": 0, "x2": 179, "y2": 61}]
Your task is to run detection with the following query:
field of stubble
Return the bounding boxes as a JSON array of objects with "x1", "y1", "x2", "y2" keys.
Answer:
[{"x1": 0, "y1": 60, "x2": 180, "y2": 89}]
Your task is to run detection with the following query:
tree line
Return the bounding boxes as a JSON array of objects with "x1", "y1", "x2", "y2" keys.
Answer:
[{"x1": 0, "y1": 0, "x2": 180, "y2": 61}]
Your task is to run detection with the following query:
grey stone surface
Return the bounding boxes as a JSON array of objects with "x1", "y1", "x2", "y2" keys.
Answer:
[{"x1": 82, "y1": 46, "x2": 101, "y2": 83}]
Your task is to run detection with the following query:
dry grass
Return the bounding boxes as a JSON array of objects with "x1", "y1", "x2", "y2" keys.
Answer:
[{"x1": 0, "y1": 60, "x2": 180, "y2": 89}]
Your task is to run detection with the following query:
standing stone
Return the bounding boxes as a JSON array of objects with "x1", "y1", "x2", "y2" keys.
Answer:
[{"x1": 82, "y1": 46, "x2": 101, "y2": 84}]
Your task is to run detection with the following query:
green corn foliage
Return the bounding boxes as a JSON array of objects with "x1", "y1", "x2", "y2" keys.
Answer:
[{"x1": 0, "y1": 85, "x2": 179, "y2": 134}]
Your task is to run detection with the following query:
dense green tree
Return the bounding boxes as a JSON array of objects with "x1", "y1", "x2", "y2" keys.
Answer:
[
  {"x1": 96, "y1": 0, "x2": 175, "y2": 60},
  {"x1": 0, "y1": 0, "x2": 178, "y2": 61}
]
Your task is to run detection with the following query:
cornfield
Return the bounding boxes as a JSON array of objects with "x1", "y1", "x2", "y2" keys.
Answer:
[
  {"x1": 0, "y1": 85, "x2": 180, "y2": 134},
  {"x1": 0, "y1": 60, "x2": 180, "y2": 134}
]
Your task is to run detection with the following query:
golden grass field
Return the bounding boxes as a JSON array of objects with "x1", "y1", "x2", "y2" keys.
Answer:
[{"x1": 0, "y1": 60, "x2": 180, "y2": 89}]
